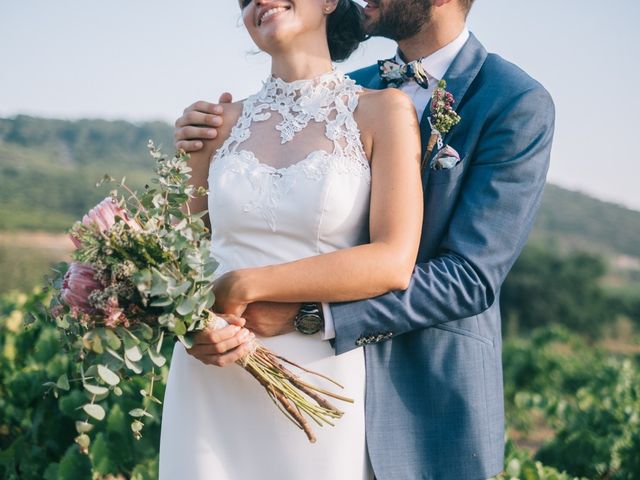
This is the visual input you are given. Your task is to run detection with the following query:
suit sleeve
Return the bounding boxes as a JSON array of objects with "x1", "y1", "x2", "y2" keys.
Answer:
[{"x1": 330, "y1": 86, "x2": 556, "y2": 354}]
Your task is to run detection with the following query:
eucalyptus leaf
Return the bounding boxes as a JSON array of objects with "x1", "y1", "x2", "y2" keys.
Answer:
[
  {"x1": 102, "y1": 328, "x2": 122, "y2": 350},
  {"x1": 106, "y1": 347, "x2": 124, "y2": 362},
  {"x1": 155, "y1": 330, "x2": 165, "y2": 354},
  {"x1": 97, "y1": 364, "x2": 120, "y2": 386},
  {"x1": 91, "y1": 335, "x2": 104, "y2": 354},
  {"x1": 131, "y1": 420, "x2": 144, "y2": 433},
  {"x1": 113, "y1": 386, "x2": 123, "y2": 396},
  {"x1": 83, "y1": 403, "x2": 106, "y2": 421},
  {"x1": 83, "y1": 383, "x2": 109, "y2": 396},
  {"x1": 148, "y1": 348, "x2": 167, "y2": 367},
  {"x1": 168, "y1": 280, "x2": 191, "y2": 297},
  {"x1": 177, "y1": 334, "x2": 193, "y2": 349},
  {"x1": 129, "y1": 408, "x2": 152, "y2": 418},
  {"x1": 56, "y1": 374, "x2": 70, "y2": 391},
  {"x1": 136, "y1": 322, "x2": 154, "y2": 340},
  {"x1": 176, "y1": 297, "x2": 197, "y2": 316},
  {"x1": 75, "y1": 421, "x2": 94, "y2": 434},
  {"x1": 150, "y1": 297, "x2": 173, "y2": 307},
  {"x1": 124, "y1": 355, "x2": 143, "y2": 374},
  {"x1": 124, "y1": 343, "x2": 143, "y2": 362},
  {"x1": 134, "y1": 269, "x2": 152, "y2": 293},
  {"x1": 173, "y1": 320, "x2": 187, "y2": 336}
]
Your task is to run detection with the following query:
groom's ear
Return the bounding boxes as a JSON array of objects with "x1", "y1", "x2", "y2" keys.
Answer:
[{"x1": 322, "y1": 0, "x2": 339, "y2": 15}]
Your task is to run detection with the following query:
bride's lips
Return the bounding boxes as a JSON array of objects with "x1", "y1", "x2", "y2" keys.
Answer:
[{"x1": 256, "y1": 4, "x2": 292, "y2": 27}]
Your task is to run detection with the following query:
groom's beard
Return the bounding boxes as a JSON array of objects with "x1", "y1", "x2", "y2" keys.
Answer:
[{"x1": 365, "y1": 0, "x2": 433, "y2": 41}]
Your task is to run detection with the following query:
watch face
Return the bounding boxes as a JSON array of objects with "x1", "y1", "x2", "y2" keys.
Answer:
[{"x1": 296, "y1": 314, "x2": 322, "y2": 335}]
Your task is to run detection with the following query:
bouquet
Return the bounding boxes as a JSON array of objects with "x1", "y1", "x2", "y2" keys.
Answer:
[{"x1": 46, "y1": 142, "x2": 351, "y2": 452}]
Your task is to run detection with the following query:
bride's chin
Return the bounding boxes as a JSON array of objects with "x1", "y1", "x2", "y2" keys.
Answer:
[{"x1": 255, "y1": 30, "x2": 296, "y2": 53}]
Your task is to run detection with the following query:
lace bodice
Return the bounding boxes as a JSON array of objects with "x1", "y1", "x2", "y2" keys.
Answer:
[{"x1": 207, "y1": 69, "x2": 371, "y2": 275}]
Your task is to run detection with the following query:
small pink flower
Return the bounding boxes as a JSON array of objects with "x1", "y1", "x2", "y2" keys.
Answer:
[
  {"x1": 103, "y1": 297, "x2": 128, "y2": 328},
  {"x1": 82, "y1": 197, "x2": 140, "y2": 234},
  {"x1": 61, "y1": 263, "x2": 102, "y2": 312}
]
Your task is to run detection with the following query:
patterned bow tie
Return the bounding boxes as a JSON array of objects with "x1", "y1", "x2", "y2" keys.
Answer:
[{"x1": 378, "y1": 57, "x2": 430, "y2": 89}]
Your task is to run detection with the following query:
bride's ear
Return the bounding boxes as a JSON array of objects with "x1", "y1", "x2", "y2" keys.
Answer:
[{"x1": 322, "y1": 0, "x2": 339, "y2": 15}]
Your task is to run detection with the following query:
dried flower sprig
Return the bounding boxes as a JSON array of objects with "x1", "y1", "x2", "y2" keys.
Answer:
[{"x1": 422, "y1": 80, "x2": 462, "y2": 171}]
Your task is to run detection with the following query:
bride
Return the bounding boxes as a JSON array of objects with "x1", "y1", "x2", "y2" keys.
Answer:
[{"x1": 159, "y1": 0, "x2": 422, "y2": 478}]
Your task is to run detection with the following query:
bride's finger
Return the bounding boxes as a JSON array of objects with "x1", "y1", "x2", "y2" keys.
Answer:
[
  {"x1": 216, "y1": 314, "x2": 246, "y2": 328},
  {"x1": 192, "y1": 324, "x2": 240, "y2": 345},
  {"x1": 191, "y1": 329, "x2": 254, "y2": 356},
  {"x1": 204, "y1": 342, "x2": 254, "y2": 367}
]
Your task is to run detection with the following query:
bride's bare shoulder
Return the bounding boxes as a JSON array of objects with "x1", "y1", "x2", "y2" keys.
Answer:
[
  {"x1": 199, "y1": 100, "x2": 246, "y2": 160},
  {"x1": 216, "y1": 100, "x2": 245, "y2": 143},
  {"x1": 357, "y1": 87, "x2": 417, "y2": 123},
  {"x1": 354, "y1": 88, "x2": 419, "y2": 155}
]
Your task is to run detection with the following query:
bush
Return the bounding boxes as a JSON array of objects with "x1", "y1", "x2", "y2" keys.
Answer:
[{"x1": 0, "y1": 290, "x2": 165, "y2": 479}]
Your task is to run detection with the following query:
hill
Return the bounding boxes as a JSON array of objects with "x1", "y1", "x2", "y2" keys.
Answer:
[
  {"x1": 0, "y1": 115, "x2": 173, "y2": 230},
  {"x1": 532, "y1": 184, "x2": 640, "y2": 259},
  {"x1": 1, "y1": 115, "x2": 639, "y2": 261}
]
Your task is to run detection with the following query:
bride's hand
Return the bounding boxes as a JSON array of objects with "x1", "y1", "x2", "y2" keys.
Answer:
[
  {"x1": 212, "y1": 270, "x2": 253, "y2": 317},
  {"x1": 185, "y1": 313, "x2": 255, "y2": 367}
]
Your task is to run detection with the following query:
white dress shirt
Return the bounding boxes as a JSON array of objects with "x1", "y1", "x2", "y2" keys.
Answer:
[
  {"x1": 397, "y1": 27, "x2": 470, "y2": 121},
  {"x1": 321, "y1": 27, "x2": 470, "y2": 341}
]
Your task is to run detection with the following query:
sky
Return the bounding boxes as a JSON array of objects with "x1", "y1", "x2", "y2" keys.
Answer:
[{"x1": 1, "y1": 0, "x2": 640, "y2": 210}]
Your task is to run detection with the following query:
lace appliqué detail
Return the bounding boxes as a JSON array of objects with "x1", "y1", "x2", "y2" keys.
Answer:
[{"x1": 211, "y1": 69, "x2": 369, "y2": 231}]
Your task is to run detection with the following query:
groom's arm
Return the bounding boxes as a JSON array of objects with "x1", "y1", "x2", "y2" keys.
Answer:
[{"x1": 331, "y1": 85, "x2": 556, "y2": 354}]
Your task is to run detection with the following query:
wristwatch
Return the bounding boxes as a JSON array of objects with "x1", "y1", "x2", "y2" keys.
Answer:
[{"x1": 294, "y1": 303, "x2": 324, "y2": 335}]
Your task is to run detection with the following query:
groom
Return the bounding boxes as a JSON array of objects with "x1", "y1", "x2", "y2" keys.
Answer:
[{"x1": 175, "y1": 0, "x2": 555, "y2": 478}]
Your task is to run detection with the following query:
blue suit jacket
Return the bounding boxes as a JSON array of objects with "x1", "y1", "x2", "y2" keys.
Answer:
[{"x1": 333, "y1": 33, "x2": 555, "y2": 480}]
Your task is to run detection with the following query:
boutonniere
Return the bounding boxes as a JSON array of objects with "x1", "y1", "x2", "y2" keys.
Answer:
[{"x1": 422, "y1": 80, "x2": 461, "y2": 171}]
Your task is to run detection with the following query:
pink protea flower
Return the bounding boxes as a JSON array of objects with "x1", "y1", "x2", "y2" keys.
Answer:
[
  {"x1": 61, "y1": 262, "x2": 102, "y2": 313},
  {"x1": 83, "y1": 197, "x2": 140, "y2": 233},
  {"x1": 70, "y1": 197, "x2": 140, "y2": 248}
]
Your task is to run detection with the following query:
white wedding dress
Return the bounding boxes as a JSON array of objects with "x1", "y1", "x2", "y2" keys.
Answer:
[{"x1": 159, "y1": 69, "x2": 373, "y2": 480}]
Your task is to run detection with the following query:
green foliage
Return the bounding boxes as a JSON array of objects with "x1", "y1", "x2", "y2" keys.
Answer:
[
  {"x1": 535, "y1": 359, "x2": 640, "y2": 479},
  {"x1": 501, "y1": 246, "x2": 612, "y2": 337},
  {"x1": 0, "y1": 116, "x2": 172, "y2": 232},
  {"x1": 0, "y1": 290, "x2": 167, "y2": 479},
  {"x1": 492, "y1": 440, "x2": 587, "y2": 480},
  {"x1": 503, "y1": 327, "x2": 640, "y2": 479}
]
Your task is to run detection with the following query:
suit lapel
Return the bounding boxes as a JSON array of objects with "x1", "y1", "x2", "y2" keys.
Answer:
[
  {"x1": 420, "y1": 33, "x2": 488, "y2": 180},
  {"x1": 366, "y1": 74, "x2": 386, "y2": 91}
]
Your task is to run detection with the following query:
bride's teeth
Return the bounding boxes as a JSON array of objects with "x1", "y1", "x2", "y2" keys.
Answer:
[{"x1": 260, "y1": 7, "x2": 287, "y2": 25}]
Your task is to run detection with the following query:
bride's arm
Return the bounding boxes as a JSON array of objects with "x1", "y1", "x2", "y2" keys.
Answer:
[{"x1": 215, "y1": 89, "x2": 423, "y2": 310}]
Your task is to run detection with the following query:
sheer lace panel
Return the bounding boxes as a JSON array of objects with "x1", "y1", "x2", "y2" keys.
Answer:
[
  {"x1": 210, "y1": 69, "x2": 370, "y2": 232},
  {"x1": 214, "y1": 69, "x2": 368, "y2": 176}
]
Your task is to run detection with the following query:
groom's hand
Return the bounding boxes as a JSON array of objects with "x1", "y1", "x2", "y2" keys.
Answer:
[
  {"x1": 185, "y1": 314, "x2": 255, "y2": 367},
  {"x1": 243, "y1": 302, "x2": 299, "y2": 337},
  {"x1": 174, "y1": 92, "x2": 233, "y2": 153}
]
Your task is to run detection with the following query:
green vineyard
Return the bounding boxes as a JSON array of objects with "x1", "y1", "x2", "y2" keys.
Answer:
[{"x1": 1, "y1": 290, "x2": 638, "y2": 479}]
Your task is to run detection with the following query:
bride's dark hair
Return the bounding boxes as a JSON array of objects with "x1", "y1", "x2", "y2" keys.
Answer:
[{"x1": 327, "y1": 0, "x2": 369, "y2": 62}]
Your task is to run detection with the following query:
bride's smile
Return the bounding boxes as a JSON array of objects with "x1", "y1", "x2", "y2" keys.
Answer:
[
  {"x1": 257, "y1": 5, "x2": 292, "y2": 26},
  {"x1": 240, "y1": 0, "x2": 338, "y2": 61}
]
